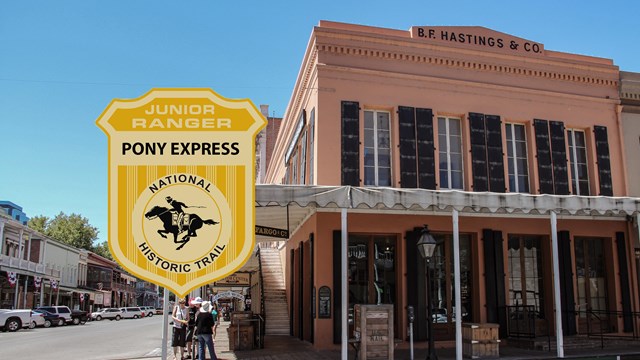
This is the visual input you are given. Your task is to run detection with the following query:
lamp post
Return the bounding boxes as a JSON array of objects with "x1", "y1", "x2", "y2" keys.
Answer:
[{"x1": 417, "y1": 225, "x2": 438, "y2": 360}]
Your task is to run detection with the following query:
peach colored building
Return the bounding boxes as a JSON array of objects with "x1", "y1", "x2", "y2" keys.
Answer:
[{"x1": 262, "y1": 21, "x2": 640, "y2": 351}]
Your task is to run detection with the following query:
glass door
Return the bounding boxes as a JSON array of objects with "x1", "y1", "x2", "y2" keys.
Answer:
[{"x1": 575, "y1": 237, "x2": 608, "y2": 334}]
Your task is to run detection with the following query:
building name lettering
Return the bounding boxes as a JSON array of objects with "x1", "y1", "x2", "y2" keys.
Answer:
[{"x1": 414, "y1": 27, "x2": 542, "y2": 54}]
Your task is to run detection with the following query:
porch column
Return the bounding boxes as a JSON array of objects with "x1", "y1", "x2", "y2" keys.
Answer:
[
  {"x1": 341, "y1": 208, "x2": 348, "y2": 360},
  {"x1": 550, "y1": 211, "x2": 564, "y2": 358},
  {"x1": 13, "y1": 274, "x2": 20, "y2": 309},
  {"x1": 452, "y1": 209, "x2": 462, "y2": 360},
  {"x1": 26, "y1": 232, "x2": 32, "y2": 262},
  {"x1": 0, "y1": 221, "x2": 5, "y2": 255},
  {"x1": 23, "y1": 276, "x2": 28, "y2": 308},
  {"x1": 18, "y1": 229, "x2": 24, "y2": 260}
]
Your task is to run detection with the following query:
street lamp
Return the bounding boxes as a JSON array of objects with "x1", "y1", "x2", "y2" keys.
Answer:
[{"x1": 417, "y1": 225, "x2": 438, "y2": 360}]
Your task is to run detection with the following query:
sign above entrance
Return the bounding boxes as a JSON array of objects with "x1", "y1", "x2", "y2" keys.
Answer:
[
  {"x1": 213, "y1": 290, "x2": 245, "y2": 302},
  {"x1": 214, "y1": 273, "x2": 250, "y2": 286},
  {"x1": 255, "y1": 225, "x2": 289, "y2": 239},
  {"x1": 96, "y1": 88, "x2": 267, "y2": 298},
  {"x1": 410, "y1": 26, "x2": 544, "y2": 56}
]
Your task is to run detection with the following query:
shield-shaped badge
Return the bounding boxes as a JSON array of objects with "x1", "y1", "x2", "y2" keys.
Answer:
[{"x1": 96, "y1": 89, "x2": 266, "y2": 297}]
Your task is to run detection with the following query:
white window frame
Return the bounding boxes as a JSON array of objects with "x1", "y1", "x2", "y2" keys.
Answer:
[
  {"x1": 438, "y1": 116, "x2": 464, "y2": 189},
  {"x1": 567, "y1": 129, "x2": 590, "y2": 196},
  {"x1": 363, "y1": 110, "x2": 391, "y2": 187},
  {"x1": 506, "y1": 123, "x2": 530, "y2": 193}
]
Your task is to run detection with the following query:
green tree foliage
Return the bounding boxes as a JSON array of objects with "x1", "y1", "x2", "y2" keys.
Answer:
[
  {"x1": 93, "y1": 241, "x2": 113, "y2": 261},
  {"x1": 28, "y1": 212, "x2": 99, "y2": 251}
]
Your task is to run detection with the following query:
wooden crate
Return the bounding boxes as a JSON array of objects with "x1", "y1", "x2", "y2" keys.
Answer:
[
  {"x1": 354, "y1": 304, "x2": 394, "y2": 360},
  {"x1": 462, "y1": 323, "x2": 500, "y2": 359},
  {"x1": 228, "y1": 325, "x2": 254, "y2": 350}
]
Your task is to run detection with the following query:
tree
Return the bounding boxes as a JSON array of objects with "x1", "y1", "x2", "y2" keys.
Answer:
[
  {"x1": 93, "y1": 241, "x2": 113, "y2": 261},
  {"x1": 28, "y1": 212, "x2": 98, "y2": 251},
  {"x1": 28, "y1": 215, "x2": 50, "y2": 233}
]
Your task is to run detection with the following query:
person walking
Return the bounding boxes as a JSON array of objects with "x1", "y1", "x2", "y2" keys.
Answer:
[
  {"x1": 211, "y1": 303, "x2": 219, "y2": 338},
  {"x1": 195, "y1": 301, "x2": 217, "y2": 360},
  {"x1": 185, "y1": 297, "x2": 202, "y2": 359},
  {"x1": 171, "y1": 299, "x2": 189, "y2": 360}
]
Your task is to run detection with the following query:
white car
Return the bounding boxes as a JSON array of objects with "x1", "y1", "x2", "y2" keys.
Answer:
[
  {"x1": 0, "y1": 309, "x2": 32, "y2": 332},
  {"x1": 34, "y1": 306, "x2": 72, "y2": 324},
  {"x1": 30, "y1": 312, "x2": 45, "y2": 329},
  {"x1": 119, "y1": 307, "x2": 143, "y2": 319},
  {"x1": 91, "y1": 308, "x2": 123, "y2": 321},
  {"x1": 141, "y1": 306, "x2": 154, "y2": 317}
]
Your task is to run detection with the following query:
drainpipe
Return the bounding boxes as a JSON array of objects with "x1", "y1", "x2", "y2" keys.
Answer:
[{"x1": 550, "y1": 211, "x2": 564, "y2": 358}]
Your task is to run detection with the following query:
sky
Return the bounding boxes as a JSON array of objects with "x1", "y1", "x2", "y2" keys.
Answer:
[{"x1": 1, "y1": 0, "x2": 639, "y2": 245}]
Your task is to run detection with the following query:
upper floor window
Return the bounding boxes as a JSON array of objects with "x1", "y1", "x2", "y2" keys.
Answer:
[
  {"x1": 364, "y1": 110, "x2": 391, "y2": 186},
  {"x1": 506, "y1": 123, "x2": 530, "y2": 193},
  {"x1": 438, "y1": 117, "x2": 463, "y2": 189},
  {"x1": 567, "y1": 129, "x2": 589, "y2": 196}
]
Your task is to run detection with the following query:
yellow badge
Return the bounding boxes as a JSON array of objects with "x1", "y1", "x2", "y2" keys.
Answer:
[{"x1": 96, "y1": 89, "x2": 266, "y2": 297}]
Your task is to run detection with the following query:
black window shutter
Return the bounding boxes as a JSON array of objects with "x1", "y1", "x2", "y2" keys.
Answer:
[
  {"x1": 398, "y1": 106, "x2": 418, "y2": 188},
  {"x1": 534, "y1": 119, "x2": 554, "y2": 194},
  {"x1": 406, "y1": 227, "x2": 426, "y2": 340},
  {"x1": 332, "y1": 230, "x2": 342, "y2": 344},
  {"x1": 557, "y1": 230, "x2": 576, "y2": 335},
  {"x1": 616, "y1": 232, "x2": 633, "y2": 332},
  {"x1": 485, "y1": 115, "x2": 506, "y2": 193},
  {"x1": 492, "y1": 230, "x2": 507, "y2": 338},
  {"x1": 416, "y1": 108, "x2": 436, "y2": 189},
  {"x1": 549, "y1": 121, "x2": 569, "y2": 195},
  {"x1": 483, "y1": 229, "x2": 497, "y2": 324},
  {"x1": 341, "y1": 101, "x2": 360, "y2": 186},
  {"x1": 594, "y1": 126, "x2": 613, "y2": 196},
  {"x1": 469, "y1": 112, "x2": 489, "y2": 191}
]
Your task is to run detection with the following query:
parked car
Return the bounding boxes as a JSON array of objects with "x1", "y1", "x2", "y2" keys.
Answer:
[
  {"x1": 0, "y1": 309, "x2": 32, "y2": 332},
  {"x1": 119, "y1": 307, "x2": 143, "y2": 319},
  {"x1": 30, "y1": 311, "x2": 45, "y2": 329},
  {"x1": 70, "y1": 309, "x2": 89, "y2": 325},
  {"x1": 35, "y1": 306, "x2": 72, "y2": 324},
  {"x1": 91, "y1": 308, "x2": 123, "y2": 321},
  {"x1": 141, "y1": 306, "x2": 154, "y2": 317},
  {"x1": 32, "y1": 310, "x2": 61, "y2": 328},
  {"x1": 155, "y1": 307, "x2": 163, "y2": 315}
]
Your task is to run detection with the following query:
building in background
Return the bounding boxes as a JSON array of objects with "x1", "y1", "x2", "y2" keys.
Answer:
[
  {"x1": 0, "y1": 201, "x2": 29, "y2": 225},
  {"x1": 256, "y1": 104, "x2": 283, "y2": 184},
  {"x1": 263, "y1": 21, "x2": 640, "y2": 349}
]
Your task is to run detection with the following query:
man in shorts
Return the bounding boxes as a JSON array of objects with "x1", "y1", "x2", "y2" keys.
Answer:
[
  {"x1": 185, "y1": 296, "x2": 203, "y2": 359},
  {"x1": 171, "y1": 299, "x2": 188, "y2": 360}
]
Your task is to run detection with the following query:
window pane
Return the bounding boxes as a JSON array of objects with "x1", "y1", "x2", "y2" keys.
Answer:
[
  {"x1": 516, "y1": 141, "x2": 527, "y2": 158},
  {"x1": 450, "y1": 136, "x2": 461, "y2": 153},
  {"x1": 506, "y1": 124, "x2": 513, "y2": 140},
  {"x1": 449, "y1": 119, "x2": 461, "y2": 135},
  {"x1": 364, "y1": 129, "x2": 374, "y2": 147},
  {"x1": 364, "y1": 111, "x2": 373, "y2": 129},
  {"x1": 378, "y1": 131, "x2": 390, "y2": 149},
  {"x1": 377, "y1": 113, "x2": 389, "y2": 130},
  {"x1": 514, "y1": 124, "x2": 526, "y2": 140},
  {"x1": 440, "y1": 170, "x2": 449, "y2": 189},
  {"x1": 378, "y1": 168, "x2": 391, "y2": 186},
  {"x1": 438, "y1": 117, "x2": 446, "y2": 135},
  {"x1": 364, "y1": 148, "x2": 374, "y2": 166},
  {"x1": 378, "y1": 153, "x2": 390, "y2": 167},
  {"x1": 364, "y1": 167, "x2": 375, "y2": 186},
  {"x1": 451, "y1": 171, "x2": 463, "y2": 189}
]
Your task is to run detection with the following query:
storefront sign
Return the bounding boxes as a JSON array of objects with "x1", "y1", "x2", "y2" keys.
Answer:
[
  {"x1": 410, "y1": 26, "x2": 544, "y2": 56},
  {"x1": 213, "y1": 290, "x2": 245, "y2": 302},
  {"x1": 214, "y1": 273, "x2": 250, "y2": 286},
  {"x1": 255, "y1": 225, "x2": 289, "y2": 239},
  {"x1": 97, "y1": 89, "x2": 267, "y2": 297},
  {"x1": 318, "y1": 286, "x2": 331, "y2": 319}
]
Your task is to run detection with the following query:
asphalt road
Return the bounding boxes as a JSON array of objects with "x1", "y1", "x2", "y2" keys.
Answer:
[{"x1": 0, "y1": 313, "x2": 171, "y2": 359}]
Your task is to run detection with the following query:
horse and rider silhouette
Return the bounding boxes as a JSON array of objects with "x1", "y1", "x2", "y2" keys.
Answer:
[{"x1": 144, "y1": 196, "x2": 219, "y2": 251}]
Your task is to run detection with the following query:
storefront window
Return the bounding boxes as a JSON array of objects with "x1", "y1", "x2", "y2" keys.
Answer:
[
  {"x1": 430, "y1": 234, "x2": 472, "y2": 324},
  {"x1": 348, "y1": 235, "x2": 396, "y2": 306},
  {"x1": 508, "y1": 235, "x2": 544, "y2": 318}
]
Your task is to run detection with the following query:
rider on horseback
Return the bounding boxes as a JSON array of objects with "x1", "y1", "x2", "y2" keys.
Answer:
[{"x1": 166, "y1": 196, "x2": 189, "y2": 233}]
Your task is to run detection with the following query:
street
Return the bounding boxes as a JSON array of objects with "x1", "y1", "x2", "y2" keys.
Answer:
[{"x1": 0, "y1": 314, "x2": 170, "y2": 360}]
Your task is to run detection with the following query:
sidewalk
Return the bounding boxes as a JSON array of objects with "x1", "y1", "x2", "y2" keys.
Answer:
[{"x1": 129, "y1": 320, "x2": 640, "y2": 360}]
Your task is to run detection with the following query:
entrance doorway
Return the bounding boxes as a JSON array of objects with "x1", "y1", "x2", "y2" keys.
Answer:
[{"x1": 575, "y1": 237, "x2": 609, "y2": 334}]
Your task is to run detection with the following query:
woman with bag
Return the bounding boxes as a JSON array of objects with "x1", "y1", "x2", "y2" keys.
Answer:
[
  {"x1": 171, "y1": 299, "x2": 189, "y2": 360},
  {"x1": 194, "y1": 301, "x2": 217, "y2": 360}
]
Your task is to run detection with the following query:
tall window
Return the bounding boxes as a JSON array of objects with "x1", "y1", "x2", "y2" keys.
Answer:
[
  {"x1": 299, "y1": 132, "x2": 307, "y2": 185},
  {"x1": 567, "y1": 129, "x2": 589, "y2": 196},
  {"x1": 506, "y1": 123, "x2": 530, "y2": 193},
  {"x1": 431, "y1": 234, "x2": 473, "y2": 324},
  {"x1": 438, "y1": 117, "x2": 463, "y2": 189},
  {"x1": 508, "y1": 235, "x2": 544, "y2": 317},
  {"x1": 364, "y1": 110, "x2": 391, "y2": 186},
  {"x1": 308, "y1": 108, "x2": 315, "y2": 185},
  {"x1": 575, "y1": 237, "x2": 608, "y2": 314}
]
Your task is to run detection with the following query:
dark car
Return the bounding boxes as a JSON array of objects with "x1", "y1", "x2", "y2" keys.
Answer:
[
  {"x1": 32, "y1": 310, "x2": 61, "y2": 328},
  {"x1": 70, "y1": 309, "x2": 89, "y2": 325}
]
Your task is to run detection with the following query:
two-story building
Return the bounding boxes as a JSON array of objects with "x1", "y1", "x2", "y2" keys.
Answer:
[
  {"x1": 262, "y1": 21, "x2": 640, "y2": 351},
  {"x1": 0, "y1": 212, "x2": 58, "y2": 309}
]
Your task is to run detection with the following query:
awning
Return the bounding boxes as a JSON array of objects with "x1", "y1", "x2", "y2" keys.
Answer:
[{"x1": 255, "y1": 185, "x2": 640, "y2": 239}]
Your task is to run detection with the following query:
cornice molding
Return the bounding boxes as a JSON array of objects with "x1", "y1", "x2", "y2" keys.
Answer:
[{"x1": 316, "y1": 43, "x2": 617, "y2": 88}]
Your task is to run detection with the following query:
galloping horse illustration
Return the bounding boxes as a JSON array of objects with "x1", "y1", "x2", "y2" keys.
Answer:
[{"x1": 144, "y1": 206, "x2": 219, "y2": 250}]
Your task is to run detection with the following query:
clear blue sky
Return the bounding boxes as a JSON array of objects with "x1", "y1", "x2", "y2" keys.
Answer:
[{"x1": 1, "y1": 0, "x2": 638, "y2": 245}]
